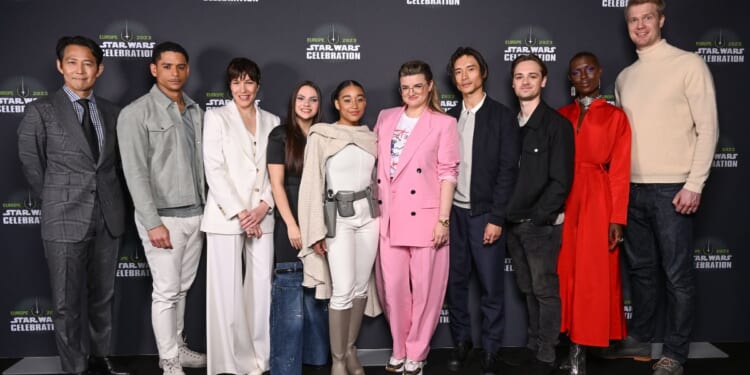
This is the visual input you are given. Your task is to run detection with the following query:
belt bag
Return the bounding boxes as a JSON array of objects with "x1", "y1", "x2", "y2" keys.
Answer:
[{"x1": 323, "y1": 187, "x2": 378, "y2": 238}]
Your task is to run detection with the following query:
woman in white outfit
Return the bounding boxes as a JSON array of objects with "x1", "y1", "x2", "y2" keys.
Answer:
[
  {"x1": 298, "y1": 80, "x2": 380, "y2": 375},
  {"x1": 201, "y1": 57, "x2": 279, "y2": 375}
]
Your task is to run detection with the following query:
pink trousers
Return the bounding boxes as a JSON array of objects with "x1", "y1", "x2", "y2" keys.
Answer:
[{"x1": 376, "y1": 236, "x2": 449, "y2": 361}]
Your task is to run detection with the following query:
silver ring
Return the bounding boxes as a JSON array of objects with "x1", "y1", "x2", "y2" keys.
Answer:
[{"x1": 618, "y1": 238, "x2": 624, "y2": 243}]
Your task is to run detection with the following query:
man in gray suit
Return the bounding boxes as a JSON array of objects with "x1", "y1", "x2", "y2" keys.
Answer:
[{"x1": 17, "y1": 36, "x2": 130, "y2": 375}]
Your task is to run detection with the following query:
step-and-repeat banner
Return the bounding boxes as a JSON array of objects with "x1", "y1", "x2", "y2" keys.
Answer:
[{"x1": 1, "y1": 0, "x2": 746, "y2": 356}]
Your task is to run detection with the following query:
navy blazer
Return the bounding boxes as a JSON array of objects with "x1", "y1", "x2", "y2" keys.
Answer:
[{"x1": 448, "y1": 96, "x2": 521, "y2": 226}]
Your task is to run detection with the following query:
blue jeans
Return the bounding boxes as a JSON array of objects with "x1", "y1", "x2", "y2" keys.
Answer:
[
  {"x1": 624, "y1": 183, "x2": 694, "y2": 364},
  {"x1": 507, "y1": 222, "x2": 562, "y2": 364},
  {"x1": 270, "y1": 261, "x2": 329, "y2": 374}
]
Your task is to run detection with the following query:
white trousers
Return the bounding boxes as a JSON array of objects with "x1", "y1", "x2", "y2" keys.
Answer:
[
  {"x1": 206, "y1": 232, "x2": 273, "y2": 375},
  {"x1": 326, "y1": 199, "x2": 379, "y2": 310},
  {"x1": 136, "y1": 215, "x2": 203, "y2": 360}
]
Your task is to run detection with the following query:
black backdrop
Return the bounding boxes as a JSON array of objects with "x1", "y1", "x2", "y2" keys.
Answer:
[{"x1": 1, "y1": 0, "x2": 747, "y2": 357}]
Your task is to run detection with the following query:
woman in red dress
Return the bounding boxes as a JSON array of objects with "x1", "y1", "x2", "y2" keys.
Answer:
[{"x1": 557, "y1": 52, "x2": 631, "y2": 375}]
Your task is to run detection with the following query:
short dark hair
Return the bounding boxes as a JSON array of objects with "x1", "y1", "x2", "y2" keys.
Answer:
[
  {"x1": 511, "y1": 54, "x2": 548, "y2": 78},
  {"x1": 151, "y1": 41, "x2": 189, "y2": 64},
  {"x1": 626, "y1": 0, "x2": 666, "y2": 17},
  {"x1": 56, "y1": 36, "x2": 104, "y2": 66},
  {"x1": 568, "y1": 51, "x2": 601, "y2": 72},
  {"x1": 448, "y1": 46, "x2": 489, "y2": 83},
  {"x1": 226, "y1": 57, "x2": 261, "y2": 88}
]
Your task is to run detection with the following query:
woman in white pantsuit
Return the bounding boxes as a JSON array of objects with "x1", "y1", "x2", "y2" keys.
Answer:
[{"x1": 201, "y1": 57, "x2": 280, "y2": 375}]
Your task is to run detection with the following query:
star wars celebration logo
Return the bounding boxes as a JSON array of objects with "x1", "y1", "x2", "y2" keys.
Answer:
[
  {"x1": 696, "y1": 29, "x2": 744, "y2": 64},
  {"x1": 405, "y1": 0, "x2": 460, "y2": 6},
  {"x1": 503, "y1": 26, "x2": 558, "y2": 62},
  {"x1": 623, "y1": 299, "x2": 632, "y2": 320},
  {"x1": 204, "y1": 90, "x2": 232, "y2": 110},
  {"x1": 713, "y1": 141, "x2": 739, "y2": 168},
  {"x1": 98, "y1": 20, "x2": 155, "y2": 59},
  {"x1": 0, "y1": 76, "x2": 47, "y2": 114},
  {"x1": 306, "y1": 24, "x2": 361, "y2": 62},
  {"x1": 117, "y1": 242, "x2": 151, "y2": 278},
  {"x1": 2, "y1": 191, "x2": 40, "y2": 225},
  {"x1": 601, "y1": 83, "x2": 616, "y2": 105},
  {"x1": 601, "y1": 0, "x2": 627, "y2": 7},
  {"x1": 440, "y1": 93, "x2": 458, "y2": 112},
  {"x1": 9, "y1": 298, "x2": 54, "y2": 333},
  {"x1": 693, "y1": 237, "x2": 733, "y2": 271},
  {"x1": 439, "y1": 305, "x2": 450, "y2": 324}
]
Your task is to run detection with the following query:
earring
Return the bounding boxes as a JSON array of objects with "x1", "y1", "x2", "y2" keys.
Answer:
[{"x1": 570, "y1": 86, "x2": 576, "y2": 97}]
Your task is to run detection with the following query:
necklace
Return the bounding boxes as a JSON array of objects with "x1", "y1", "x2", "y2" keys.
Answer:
[{"x1": 579, "y1": 95, "x2": 600, "y2": 111}]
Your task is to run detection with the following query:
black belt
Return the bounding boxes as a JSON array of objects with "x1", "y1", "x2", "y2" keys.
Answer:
[{"x1": 274, "y1": 267, "x2": 303, "y2": 275}]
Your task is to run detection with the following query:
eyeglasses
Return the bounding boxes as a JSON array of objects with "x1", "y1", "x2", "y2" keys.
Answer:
[{"x1": 399, "y1": 83, "x2": 428, "y2": 94}]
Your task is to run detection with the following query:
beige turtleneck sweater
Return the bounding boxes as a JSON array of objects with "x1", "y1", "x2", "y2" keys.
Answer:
[{"x1": 615, "y1": 39, "x2": 719, "y2": 193}]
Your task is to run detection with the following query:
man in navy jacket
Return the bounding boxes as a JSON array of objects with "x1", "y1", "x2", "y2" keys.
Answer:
[{"x1": 446, "y1": 46, "x2": 521, "y2": 375}]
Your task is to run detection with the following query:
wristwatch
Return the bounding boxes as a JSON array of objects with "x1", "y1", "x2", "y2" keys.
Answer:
[{"x1": 438, "y1": 218, "x2": 450, "y2": 227}]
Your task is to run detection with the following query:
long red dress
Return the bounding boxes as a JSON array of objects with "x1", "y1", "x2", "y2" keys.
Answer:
[{"x1": 557, "y1": 98, "x2": 631, "y2": 347}]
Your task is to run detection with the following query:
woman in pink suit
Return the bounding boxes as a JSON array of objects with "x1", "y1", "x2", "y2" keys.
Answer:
[{"x1": 375, "y1": 60, "x2": 459, "y2": 375}]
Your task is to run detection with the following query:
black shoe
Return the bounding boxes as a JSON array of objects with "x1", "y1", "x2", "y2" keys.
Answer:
[
  {"x1": 481, "y1": 350, "x2": 501, "y2": 375},
  {"x1": 501, "y1": 347, "x2": 534, "y2": 367},
  {"x1": 88, "y1": 357, "x2": 131, "y2": 375},
  {"x1": 448, "y1": 341, "x2": 473, "y2": 372},
  {"x1": 527, "y1": 358, "x2": 555, "y2": 375}
]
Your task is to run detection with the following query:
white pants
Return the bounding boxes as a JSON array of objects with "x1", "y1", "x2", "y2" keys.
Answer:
[
  {"x1": 136, "y1": 215, "x2": 203, "y2": 360},
  {"x1": 326, "y1": 199, "x2": 379, "y2": 310},
  {"x1": 206, "y1": 232, "x2": 273, "y2": 375}
]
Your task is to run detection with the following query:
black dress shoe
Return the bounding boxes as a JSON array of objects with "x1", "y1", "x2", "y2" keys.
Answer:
[
  {"x1": 502, "y1": 347, "x2": 534, "y2": 367},
  {"x1": 88, "y1": 357, "x2": 131, "y2": 375},
  {"x1": 448, "y1": 341, "x2": 473, "y2": 372},
  {"x1": 527, "y1": 357, "x2": 555, "y2": 375},
  {"x1": 481, "y1": 350, "x2": 500, "y2": 375}
]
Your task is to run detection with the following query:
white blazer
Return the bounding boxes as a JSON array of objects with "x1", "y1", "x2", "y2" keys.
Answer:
[{"x1": 201, "y1": 100, "x2": 280, "y2": 235}]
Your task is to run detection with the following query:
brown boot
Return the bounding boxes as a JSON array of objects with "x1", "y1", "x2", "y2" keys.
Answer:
[
  {"x1": 345, "y1": 298, "x2": 367, "y2": 375},
  {"x1": 329, "y1": 307, "x2": 351, "y2": 375}
]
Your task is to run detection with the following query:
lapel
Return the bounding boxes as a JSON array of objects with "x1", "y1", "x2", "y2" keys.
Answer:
[
  {"x1": 524, "y1": 100, "x2": 549, "y2": 131},
  {"x1": 52, "y1": 89, "x2": 95, "y2": 162},
  {"x1": 378, "y1": 109, "x2": 400, "y2": 179},
  {"x1": 96, "y1": 97, "x2": 117, "y2": 168},
  {"x1": 254, "y1": 106, "x2": 270, "y2": 164},
  {"x1": 391, "y1": 108, "x2": 434, "y2": 181},
  {"x1": 226, "y1": 100, "x2": 255, "y2": 162}
]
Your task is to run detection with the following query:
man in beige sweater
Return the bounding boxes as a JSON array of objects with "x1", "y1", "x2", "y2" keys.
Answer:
[{"x1": 606, "y1": 1, "x2": 719, "y2": 375}]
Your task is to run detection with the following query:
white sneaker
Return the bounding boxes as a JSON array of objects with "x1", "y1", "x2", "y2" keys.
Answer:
[
  {"x1": 178, "y1": 343, "x2": 207, "y2": 368},
  {"x1": 404, "y1": 359, "x2": 425, "y2": 375},
  {"x1": 159, "y1": 357, "x2": 185, "y2": 375},
  {"x1": 385, "y1": 356, "x2": 405, "y2": 373}
]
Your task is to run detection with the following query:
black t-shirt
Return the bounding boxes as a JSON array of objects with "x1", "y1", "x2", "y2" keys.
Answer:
[{"x1": 267, "y1": 125, "x2": 303, "y2": 263}]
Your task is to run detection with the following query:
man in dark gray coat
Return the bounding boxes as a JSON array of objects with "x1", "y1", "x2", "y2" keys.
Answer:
[{"x1": 17, "y1": 35, "x2": 129, "y2": 375}]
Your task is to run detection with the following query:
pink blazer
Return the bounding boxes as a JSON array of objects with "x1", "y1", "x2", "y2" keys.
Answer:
[{"x1": 375, "y1": 106, "x2": 459, "y2": 247}]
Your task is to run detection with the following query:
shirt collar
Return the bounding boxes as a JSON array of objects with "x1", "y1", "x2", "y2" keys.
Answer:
[
  {"x1": 149, "y1": 84, "x2": 197, "y2": 110},
  {"x1": 62, "y1": 85, "x2": 96, "y2": 104},
  {"x1": 461, "y1": 93, "x2": 487, "y2": 115}
]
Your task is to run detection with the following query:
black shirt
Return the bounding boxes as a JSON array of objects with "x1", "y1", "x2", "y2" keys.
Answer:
[{"x1": 267, "y1": 125, "x2": 303, "y2": 263}]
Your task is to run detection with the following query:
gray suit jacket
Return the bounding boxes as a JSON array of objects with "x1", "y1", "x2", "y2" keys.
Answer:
[{"x1": 18, "y1": 89, "x2": 126, "y2": 243}]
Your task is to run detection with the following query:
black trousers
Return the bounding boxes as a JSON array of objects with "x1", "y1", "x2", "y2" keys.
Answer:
[
  {"x1": 506, "y1": 221, "x2": 562, "y2": 364},
  {"x1": 43, "y1": 200, "x2": 120, "y2": 373}
]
